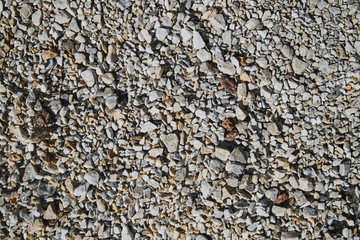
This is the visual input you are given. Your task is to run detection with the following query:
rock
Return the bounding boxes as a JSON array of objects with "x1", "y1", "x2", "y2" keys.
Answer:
[
  {"x1": 245, "y1": 18, "x2": 260, "y2": 30},
  {"x1": 281, "y1": 231, "x2": 300, "y2": 240},
  {"x1": 174, "y1": 168, "x2": 187, "y2": 181},
  {"x1": 272, "y1": 205, "x2": 287, "y2": 217},
  {"x1": 209, "y1": 14, "x2": 226, "y2": 31},
  {"x1": 265, "y1": 188, "x2": 279, "y2": 201},
  {"x1": 42, "y1": 49, "x2": 58, "y2": 60},
  {"x1": 0, "y1": 1, "x2": 3, "y2": 17},
  {"x1": 68, "y1": 18, "x2": 80, "y2": 32},
  {"x1": 196, "y1": 235, "x2": 208, "y2": 240},
  {"x1": 101, "y1": 73, "x2": 115, "y2": 85},
  {"x1": 106, "y1": 44, "x2": 117, "y2": 65},
  {"x1": 160, "y1": 133, "x2": 179, "y2": 153},
  {"x1": 140, "y1": 29, "x2": 152, "y2": 43},
  {"x1": 222, "y1": 30, "x2": 232, "y2": 47},
  {"x1": 236, "y1": 106, "x2": 247, "y2": 121},
  {"x1": 55, "y1": 10, "x2": 71, "y2": 24},
  {"x1": 121, "y1": 224, "x2": 134, "y2": 240},
  {"x1": 180, "y1": 28, "x2": 192, "y2": 42},
  {"x1": 302, "y1": 207, "x2": 317, "y2": 218},
  {"x1": 219, "y1": 75, "x2": 237, "y2": 94},
  {"x1": 23, "y1": 163, "x2": 37, "y2": 182},
  {"x1": 292, "y1": 58, "x2": 308, "y2": 75},
  {"x1": 217, "y1": 60, "x2": 236, "y2": 75},
  {"x1": 32, "y1": 10, "x2": 42, "y2": 26},
  {"x1": 12, "y1": 126, "x2": 29, "y2": 141},
  {"x1": 74, "y1": 53, "x2": 86, "y2": 63},
  {"x1": 267, "y1": 122, "x2": 280, "y2": 136},
  {"x1": 43, "y1": 204, "x2": 58, "y2": 220},
  {"x1": 105, "y1": 95, "x2": 118, "y2": 109},
  {"x1": 215, "y1": 147, "x2": 230, "y2": 161},
  {"x1": 20, "y1": 4, "x2": 33, "y2": 18},
  {"x1": 96, "y1": 199, "x2": 107, "y2": 212},
  {"x1": 339, "y1": 161, "x2": 351, "y2": 177},
  {"x1": 229, "y1": 148, "x2": 247, "y2": 163},
  {"x1": 281, "y1": 45, "x2": 294, "y2": 59},
  {"x1": 225, "y1": 162, "x2": 244, "y2": 175},
  {"x1": 73, "y1": 184, "x2": 88, "y2": 197},
  {"x1": 81, "y1": 69, "x2": 97, "y2": 87},
  {"x1": 237, "y1": 83, "x2": 248, "y2": 99},
  {"x1": 84, "y1": 171, "x2": 100, "y2": 185},
  {"x1": 148, "y1": 148, "x2": 163, "y2": 157},
  {"x1": 195, "y1": 109, "x2": 207, "y2": 119},
  {"x1": 209, "y1": 160, "x2": 225, "y2": 173},
  {"x1": 193, "y1": 31, "x2": 205, "y2": 49},
  {"x1": 196, "y1": 49, "x2": 212, "y2": 62},
  {"x1": 156, "y1": 27, "x2": 170, "y2": 41},
  {"x1": 294, "y1": 191, "x2": 308, "y2": 206},
  {"x1": 54, "y1": 0, "x2": 69, "y2": 9},
  {"x1": 140, "y1": 121, "x2": 157, "y2": 133},
  {"x1": 34, "y1": 183, "x2": 56, "y2": 198},
  {"x1": 298, "y1": 178, "x2": 313, "y2": 192}
]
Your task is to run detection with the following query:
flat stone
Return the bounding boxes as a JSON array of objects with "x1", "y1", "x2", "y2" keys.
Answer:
[
  {"x1": 229, "y1": 148, "x2": 247, "y2": 163},
  {"x1": 81, "y1": 69, "x2": 97, "y2": 87},
  {"x1": 225, "y1": 162, "x2": 244, "y2": 175},
  {"x1": 68, "y1": 18, "x2": 80, "y2": 32},
  {"x1": 105, "y1": 95, "x2": 118, "y2": 109},
  {"x1": 43, "y1": 204, "x2": 58, "y2": 220},
  {"x1": 141, "y1": 29, "x2": 152, "y2": 43},
  {"x1": 140, "y1": 121, "x2": 157, "y2": 133},
  {"x1": 193, "y1": 31, "x2": 205, "y2": 49},
  {"x1": 339, "y1": 160, "x2": 351, "y2": 176},
  {"x1": 268, "y1": 122, "x2": 280, "y2": 135},
  {"x1": 160, "y1": 133, "x2": 179, "y2": 153},
  {"x1": 74, "y1": 53, "x2": 86, "y2": 63},
  {"x1": 20, "y1": 4, "x2": 33, "y2": 18},
  {"x1": 236, "y1": 106, "x2": 247, "y2": 121},
  {"x1": 180, "y1": 28, "x2": 192, "y2": 42},
  {"x1": 272, "y1": 205, "x2": 287, "y2": 217},
  {"x1": 34, "y1": 183, "x2": 56, "y2": 198},
  {"x1": 23, "y1": 163, "x2": 37, "y2": 182},
  {"x1": 299, "y1": 178, "x2": 313, "y2": 192},
  {"x1": 217, "y1": 60, "x2": 236, "y2": 75},
  {"x1": 209, "y1": 159, "x2": 225, "y2": 173},
  {"x1": 73, "y1": 184, "x2": 88, "y2": 197},
  {"x1": 302, "y1": 207, "x2": 317, "y2": 218},
  {"x1": 97, "y1": 199, "x2": 107, "y2": 212},
  {"x1": 101, "y1": 73, "x2": 115, "y2": 85},
  {"x1": 215, "y1": 147, "x2": 230, "y2": 161},
  {"x1": 294, "y1": 191, "x2": 308, "y2": 206},
  {"x1": 32, "y1": 10, "x2": 42, "y2": 26},
  {"x1": 54, "y1": 0, "x2": 69, "y2": 9},
  {"x1": 197, "y1": 49, "x2": 212, "y2": 62},
  {"x1": 292, "y1": 58, "x2": 308, "y2": 75},
  {"x1": 55, "y1": 10, "x2": 71, "y2": 24},
  {"x1": 281, "y1": 45, "x2": 294, "y2": 59},
  {"x1": 42, "y1": 49, "x2": 59, "y2": 60},
  {"x1": 121, "y1": 224, "x2": 134, "y2": 240},
  {"x1": 209, "y1": 14, "x2": 226, "y2": 31},
  {"x1": 84, "y1": 171, "x2": 100, "y2": 185},
  {"x1": 148, "y1": 148, "x2": 163, "y2": 157},
  {"x1": 245, "y1": 18, "x2": 260, "y2": 30},
  {"x1": 156, "y1": 27, "x2": 170, "y2": 41}
]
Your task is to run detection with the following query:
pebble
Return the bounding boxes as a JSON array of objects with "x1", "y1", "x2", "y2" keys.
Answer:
[
  {"x1": 193, "y1": 31, "x2": 205, "y2": 49},
  {"x1": 267, "y1": 122, "x2": 280, "y2": 136},
  {"x1": 105, "y1": 95, "x2": 118, "y2": 109},
  {"x1": 121, "y1": 224, "x2": 134, "y2": 240},
  {"x1": 20, "y1": 4, "x2": 33, "y2": 18},
  {"x1": 156, "y1": 28, "x2": 170, "y2": 41},
  {"x1": 96, "y1": 199, "x2": 107, "y2": 212},
  {"x1": 302, "y1": 207, "x2": 317, "y2": 218},
  {"x1": 245, "y1": 18, "x2": 260, "y2": 30},
  {"x1": 160, "y1": 133, "x2": 179, "y2": 153},
  {"x1": 101, "y1": 73, "x2": 115, "y2": 85},
  {"x1": 292, "y1": 58, "x2": 308, "y2": 75},
  {"x1": 55, "y1": 10, "x2": 71, "y2": 24},
  {"x1": 272, "y1": 206, "x2": 287, "y2": 217},
  {"x1": 81, "y1": 69, "x2": 97, "y2": 87},
  {"x1": 43, "y1": 204, "x2": 58, "y2": 220},
  {"x1": 215, "y1": 147, "x2": 230, "y2": 161},
  {"x1": 196, "y1": 49, "x2": 212, "y2": 62},
  {"x1": 32, "y1": 10, "x2": 42, "y2": 26},
  {"x1": 84, "y1": 171, "x2": 100, "y2": 185},
  {"x1": 298, "y1": 178, "x2": 314, "y2": 192},
  {"x1": 140, "y1": 121, "x2": 157, "y2": 133}
]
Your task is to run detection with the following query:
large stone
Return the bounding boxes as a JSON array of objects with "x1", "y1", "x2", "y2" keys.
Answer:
[
  {"x1": 81, "y1": 69, "x2": 97, "y2": 87},
  {"x1": 160, "y1": 133, "x2": 179, "y2": 153},
  {"x1": 84, "y1": 171, "x2": 100, "y2": 185},
  {"x1": 215, "y1": 147, "x2": 230, "y2": 161},
  {"x1": 193, "y1": 31, "x2": 205, "y2": 49},
  {"x1": 292, "y1": 58, "x2": 308, "y2": 75}
]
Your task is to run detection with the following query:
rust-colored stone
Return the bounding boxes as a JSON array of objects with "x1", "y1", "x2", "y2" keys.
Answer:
[
  {"x1": 222, "y1": 118, "x2": 235, "y2": 131},
  {"x1": 274, "y1": 193, "x2": 288, "y2": 204},
  {"x1": 219, "y1": 75, "x2": 237, "y2": 95}
]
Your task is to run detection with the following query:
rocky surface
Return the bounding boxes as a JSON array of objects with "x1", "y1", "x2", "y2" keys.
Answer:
[{"x1": 0, "y1": 0, "x2": 360, "y2": 239}]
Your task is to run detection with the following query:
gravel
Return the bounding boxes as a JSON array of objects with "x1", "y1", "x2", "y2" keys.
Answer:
[{"x1": 1, "y1": 0, "x2": 360, "y2": 239}]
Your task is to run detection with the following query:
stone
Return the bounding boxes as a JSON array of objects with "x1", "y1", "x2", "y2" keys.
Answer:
[
  {"x1": 20, "y1": 4, "x2": 33, "y2": 18},
  {"x1": 302, "y1": 207, "x2": 317, "y2": 218},
  {"x1": 281, "y1": 231, "x2": 300, "y2": 240},
  {"x1": 148, "y1": 148, "x2": 163, "y2": 157},
  {"x1": 268, "y1": 122, "x2": 280, "y2": 136},
  {"x1": 43, "y1": 204, "x2": 58, "y2": 220},
  {"x1": 105, "y1": 95, "x2": 118, "y2": 109},
  {"x1": 81, "y1": 69, "x2": 97, "y2": 87},
  {"x1": 294, "y1": 191, "x2": 307, "y2": 206},
  {"x1": 55, "y1": 10, "x2": 71, "y2": 24},
  {"x1": 84, "y1": 171, "x2": 100, "y2": 185},
  {"x1": 229, "y1": 148, "x2": 246, "y2": 163},
  {"x1": 121, "y1": 224, "x2": 134, "y2": 240},
  {"x1": 23, "y1": 163, "x2": 37, "y2": 182},
  {"x1": 34, "y1": 183, "x2": 56, "y2": 198},
  {"x1": 272, "y1": 206, "x2": 287, "y2": 217},
  {"x1": 298, "y1": 178, "x2": 313, "y2": 192},
  {"x1": 74, "y1": 53, "x2": 86, "y2": 63},
  {"x1": 97, "y1": 199, "x2": 107, "y2": 212},
  {"x1": 42, "y1": 49, "x2": 58, "y2": 60},
  {"x1": 73, "y1": 184, "x2": 88, "y2": 197},
  {"x1": 209, "y1": 160, "x2": 225, "y2": 173},
  {"x1": 215, "y1": 147, "x2": 230, "y2": 161},
  {"x1": 156, "y1": 27, "x2": 170, "y2": 41},
  {"x1": 106, "y1": 44, "x2": 117, "y2": 65},
  {"x1": 101, "y1": 73, "x2": 115, "y2": 85},
  {"x1": 265, "y1": 188, "x2": 279, "y2": 201},
  {"x1": 68, "y1": 18, "x2": 80, "y2": 32},
  {"x1": 245, "y1": 18, "x2": 260, "y2": 30},
  {"x1": 174, "y1": 168, "x2": 187, "y2": 181},
  {"x1": 140, "y1": 29, "x2": 152, "y2": 43},
  {"x1": 140, "y1": 121, "x2": 157, "y2": 133},
  {"x1": 292, "y1": 58, "x2": 308, "y2": 75},
  {"x1": 196, "y1": 49, "x2": 212, "y2": 62},
  {"x1": 339, "y1": 161, "x2": 351, "y2": 177},
  {"x1": 196, "y1": 235, "x2": 208, "y2": 240},
  {"x1": 12, "y1": 126, "x2": 29, "y2": 141},
  {"x1": 180, "y1": 28, "x2": 192, "y2": 42},
  {"x1": 217, "y1": 60, "x2": 236, "y2": 75},
  {"x1": 225, "y1": 162, "x2": 244, "y2": 175},
  {"x1": 54, "y1": 0, "x2": 69, "y2": 9},
  {"x1": 222, "y1": 30, "x2": 232, "y2": 47},
  {"x1": 209, "y1": 14, "x2": 226, "y2": 31},
  {"x1": 160, "y1": 133, "x2": 179, "y2": 153},
  {"x1": 281, "y1": 45, "x2": 294, "y2": 59},
  {"x1": 32, "y1": 10, "x2": 42, "y2": 26},
  {"x1": 193, "y1": 31, "x2": 205, "y2": 49},
  {"x1": 236, "y1": 106, "x2": 247, "y2": 121}
]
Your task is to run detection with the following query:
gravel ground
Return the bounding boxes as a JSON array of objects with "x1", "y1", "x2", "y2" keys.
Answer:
[{"x1": 0, "y1": 0, "x2": 360, "y2": 239}]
